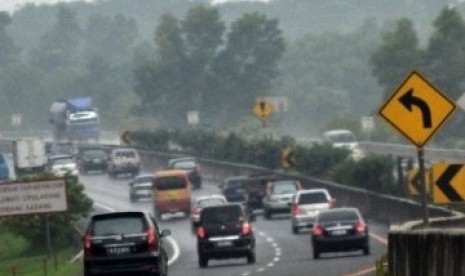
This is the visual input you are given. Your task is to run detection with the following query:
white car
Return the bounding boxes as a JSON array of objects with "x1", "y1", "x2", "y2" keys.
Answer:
[
  {"x1": 49, "y1": 154, "x2": 79, "y2": 177},
  {"x1": 290, "y1": 189, "x2": 334, "y2": 234}
]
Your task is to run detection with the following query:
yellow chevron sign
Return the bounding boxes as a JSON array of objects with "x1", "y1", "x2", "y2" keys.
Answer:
[
  {"x1": 432, "y1": 163, "x2": 465, "y2": 204},
  {"x1": 407, "y1": 168, "x2": 430, "y2": 196}
]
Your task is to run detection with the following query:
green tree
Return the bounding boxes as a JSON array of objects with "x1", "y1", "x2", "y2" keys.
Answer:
[
  {"x1": 210, "y1": 12, "x2": 285, "y2": 126},
  {"x1": 425, "y1": 7, "x2": 465, "y2": 99},
  {"x1": 83, "y1": 13, "x2": 138, "y2": 65},
  {"x1": 370, "y1": 18, "x2": 423, "y2": 96},
  {"x1": 0, "y1": 12, "x2": 19, "y2": 66},
  {"x1": 30, "y1": 7, "x2": 81, "y2": 71}
]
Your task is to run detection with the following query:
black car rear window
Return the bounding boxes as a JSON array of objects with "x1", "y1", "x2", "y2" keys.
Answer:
[
  {"x1": 115, "y1": 150, "x2": 136, "y2": 158},
  {"x1": 318, "y1": 210, "x2": 359, "y2": 223},
  {"x1": 92, "y1": 214, "x2": 146, "y2": 236},
  {"x1": 298, "y1": 192, "x2": 328, "y2": 204},
  {"x1": 198, "y1": 198, "x2": 226, "y2": 208},
  {"x1": 84, "y1": 150, "x2": 106, "y2": 158},
  {"x1": 201, "y1": 206, "x2": 243, "y2": 224},
  {"x1": 154, "y1": 175, "x2": 186, "y2": 190},
  {"x1": 226, "y1": 180, "x2": 243, "y2": 189}
]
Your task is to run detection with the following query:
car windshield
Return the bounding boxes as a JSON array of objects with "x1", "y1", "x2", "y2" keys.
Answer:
[
  {"x1": 201, "y1": 206, "x2": 242, "y2": 224},
  {"x1": 324, "y1": 131, "x2": 356, "y2": 143},
  {"x1": 172, "y1": 160, "x2": 196, "y2": 169},
  {"x1": 198, "y1": 198, "x2": 226, "y2": 208},
  {"x1": 135, "y1": 176, "x2": 153, "y2": 183},
  {"x1": 273, "y1": 181, "x2": 297, "y2": 194},
  {"x1": 52, "y1": 157, "x2": 74, "y2": 165},
  {"x1": 318, "y1": 210, "x2": 359, "y2": 223},
  {"x1": 298, "y1": 192, "x2": 328, "y2": 204},
  {"x1": 83, "y1": 150, "x2": 106, "y2": 158},
  {"x1": 92, "y1": 215, "x2": 146, "y2": 236},
  {"x1": 154, "y1": 175, "x2": 186, "y2": 190}
]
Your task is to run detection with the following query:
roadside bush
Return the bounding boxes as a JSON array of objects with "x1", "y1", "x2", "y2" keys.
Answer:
[{"x1": 331, "y1": 155, "x2": 395, "y2": 194}]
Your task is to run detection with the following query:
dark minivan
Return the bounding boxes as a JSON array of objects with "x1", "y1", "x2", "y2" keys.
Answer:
[
  {"x1": 196, "y1": 204, "x2": 256, "y2": 268},
  {"x1": 83, "y1": 211, "x2": 171, "y2": 276}
]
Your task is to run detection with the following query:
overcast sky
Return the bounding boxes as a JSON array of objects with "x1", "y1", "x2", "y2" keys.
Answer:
[{"x1": 1, "y1": 0, "x2": 271, "y2": 14}]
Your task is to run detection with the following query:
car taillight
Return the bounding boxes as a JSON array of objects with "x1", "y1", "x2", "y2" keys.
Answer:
[
  {"x1": 147, "y1": 228, "x2": 158, "y2": 252},
  {"x1": 355, "y1": 221, "x2": 367, "y2": 233},
  {"x1": 313, "y1": 224, "x2": 323, "y2": 236},
  {"x1": 242, "y1": 223, "x2": 252, "y2": 235},
  {"x1": 328, "y1": 199, "x2": 336, "y2": 208},
  {"x1": 292, "y1": 205, "x2": 303, "y2": 216},
  {"x1": 83, "y1": 233, "x2": 92, "y2": 257},
  {"x1": 197, "y1": 227, "x2": 206, "y2": 239},
  {"x1": 192, "y1": 207, "x2": 201, "y2": 215}
]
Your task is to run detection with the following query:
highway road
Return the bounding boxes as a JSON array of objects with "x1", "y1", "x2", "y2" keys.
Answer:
[{"x1": 79, "y1": 170, "x2": 389, "y2": 276}]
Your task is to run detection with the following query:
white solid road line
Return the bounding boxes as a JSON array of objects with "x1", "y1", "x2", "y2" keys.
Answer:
[{"x1": 90, "y1": 201, "x2": 181, "y2": 266}]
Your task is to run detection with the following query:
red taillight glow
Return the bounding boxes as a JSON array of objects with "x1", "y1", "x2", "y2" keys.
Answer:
[
  {"x1": 83, "y1": 233, "x2": 92, "y2": 257},
  {"x1": 355, "y1": 221, "x2": 367, "y2": 233},
  {"x1": 292, "y1": 205, "x2": 303, "y2": 216},
  {"x1": 197, "y1": 227, "x2": 206, "y2": 238},
  {"x1": 242, "y1": 223, "x2": 252, "y2": 235},
  {"x1": 147, "y1": 228, "x2": 158, "y2": 252},
  {"x1": 313, "y1": 224, "x2": 323, "y2": 236}
]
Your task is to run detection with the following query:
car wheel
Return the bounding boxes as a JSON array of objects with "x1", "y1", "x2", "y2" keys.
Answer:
[
  {"x1": 247, "y1": 250, "x2": 256, "y2": 264},
  {"x1": 198, "y1": 254, "x2": 208, "y2": 268},
  {"x1": 264, "y1": 208, "x2": 271, "y2": 220},
  {"x1": 363, "y1": 246, "x2": 370, "y2": 255},
  {"x1": 313, "y1": 248, "x2": 320, "y2": 259},
  {"x1": 83, "y1": 265, "x2": 93, "y2": 276},
  {"x1": 292, "y1": 225, "x2": 299, "y2": 234}
]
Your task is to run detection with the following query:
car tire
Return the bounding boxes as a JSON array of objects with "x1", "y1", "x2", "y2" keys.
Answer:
[
  {"x1": 313, "y1": 248, "x2": 320, "y2": 259},
  {"x1": 292, "y1": 225, "x2": 299, "y2": 234},
  {"x1": 83, "y1": 265, "x2": 93, "y2": 276},
  {"x1": 363, "y1": 246, "x2": 370, "y2": 255},
  {"x1": 198, "y1": 254, "x2": 208, "y2": 268},
  {"x1": 264, "y1": 208, "x2": 272, "y2": 220},
  {"x1": 247, "y1": 250, "x2": 256, "y2": 264}
]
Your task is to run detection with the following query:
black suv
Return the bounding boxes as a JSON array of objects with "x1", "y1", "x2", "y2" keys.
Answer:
[
  {"x1": 83, "y1": 211, "x2": 171, "y2": 276},
  {"x1": 196, "y1": 204, "x2": 256, "y2": 268},
  {"x1": 168, "y1": 157, "x2": 202, "y2": 189},
  {"x1": 78, "y1": 149, "x2": 108, "y2": 174},
  {"x1": 221, "y1": 176, "x2": 248, "y2": 203}
]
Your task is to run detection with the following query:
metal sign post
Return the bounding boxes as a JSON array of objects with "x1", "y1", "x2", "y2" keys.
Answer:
[{"x1": 417, "y1": 148, "x2": 429, "y2": 224}]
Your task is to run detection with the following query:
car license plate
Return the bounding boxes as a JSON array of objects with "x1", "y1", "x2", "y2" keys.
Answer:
[
  {"x1": 331, "y1": 229, "x2": 347, "y2": 236},
  {"x1": 216, "y1": 241, "x2": 232, "y2": 247},
  {"x1": 106, "y1": 247, "x2": 130, "y2": 255}
]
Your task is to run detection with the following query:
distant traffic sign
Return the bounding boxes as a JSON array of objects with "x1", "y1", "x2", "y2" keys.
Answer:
[
  {"x1": 281, "y1": 147, "x2": 296, "y2": 169},
  {"x1": 253, "y1": 98, "x2": 274, "y2": 120},
  {"x1": 407, "y1": 168, "x2": 430, "y2": 196},
  {"x1": 120, "y1": 131, "x2": 131, "y2": 145},
  {"x1": 379, "y1": 71, "x2": 456, "y2": 148},
  {"x1": 432, "y1": 163, "x2": 465, "y2": 204}
]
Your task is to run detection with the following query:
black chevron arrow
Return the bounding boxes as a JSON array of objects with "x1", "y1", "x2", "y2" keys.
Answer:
[
  {"x1": 286, "y1": 151, "x2": 296, "y2": 168},
  {"x1": 411, "y1": 171, "x2": 421, "y2": 194},
  {"x1": 436, "y1": 164, "x2": 463, "y2": 202},
  {"x1": 399, "y1": 89, "x2": 432, "y2": 128}
]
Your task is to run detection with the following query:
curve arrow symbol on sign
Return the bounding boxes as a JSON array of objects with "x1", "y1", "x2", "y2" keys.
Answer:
[
  {"x1": 399, "y1": 89, "x2": 432, "y2": 128},
  {"x1": 437, "y1": 164, "x2": 463, "y2": 202}
]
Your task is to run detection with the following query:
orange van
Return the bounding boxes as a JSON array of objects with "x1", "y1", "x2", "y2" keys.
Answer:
[{"x1": 153, "y1": 169, "x2": 191, "y2": 218}]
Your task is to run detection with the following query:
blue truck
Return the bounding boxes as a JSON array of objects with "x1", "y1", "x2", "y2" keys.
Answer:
[{"x1": 49, "y1": 97, "x2": 100, "y2": 142}]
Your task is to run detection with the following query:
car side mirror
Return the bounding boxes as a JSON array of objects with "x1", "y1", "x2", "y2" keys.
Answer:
[{"x1": 160, "y1": 229, "x2": 171, "y2": 238}]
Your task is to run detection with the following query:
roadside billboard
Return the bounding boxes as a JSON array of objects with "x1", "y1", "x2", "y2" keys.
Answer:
[{"x1": 0, "y1": 180, "x2": 68, "y2": 216}]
